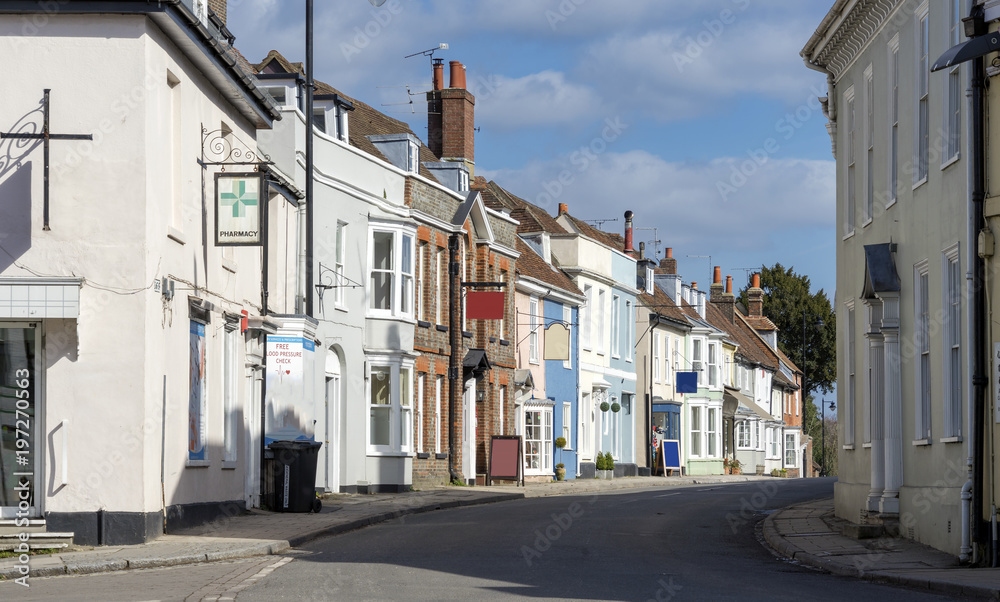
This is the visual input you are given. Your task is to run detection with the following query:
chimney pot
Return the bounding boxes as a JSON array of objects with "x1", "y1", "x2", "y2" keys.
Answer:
[
  {"x1": 666, "y1": 247, "x2": 673, "y2": 258},
  {"x1": 691, "y1": 282, "x2": 697, "y2": 290},
  {"x1": 432, "y1": 59, "x2": 444, "y2": 91},
  {"x1": 726, "y1": 275, "x2": 732, "y2": 294},
  {"x1": 624, "y1": 210, "x2": 634, "y2": 253},
  {"x1": 558, "y1": 203, "x2": 568, "y2": 215},
  {"x1": 449, "y1": 61, "x2": 466, "y2": 89},
  {"x1": 752, "y1": 273, "x2": 761, "y2": 289},
  {"x1": 713, "y1": 266, "x2": 721, "y2": 285}
]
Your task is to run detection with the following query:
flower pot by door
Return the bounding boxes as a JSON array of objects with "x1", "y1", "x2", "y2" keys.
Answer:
[{"x1": 554, "y1": 468, "x2": 566, "y2": 481}]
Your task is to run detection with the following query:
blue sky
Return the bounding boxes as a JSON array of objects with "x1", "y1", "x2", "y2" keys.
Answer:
[{"x1": 227, "y1": 0, "x2": 837, "y2": 300}]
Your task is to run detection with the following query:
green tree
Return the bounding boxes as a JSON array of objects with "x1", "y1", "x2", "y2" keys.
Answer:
[{"x1": 739, "y1": 264, "x2": 836, "y2": 459}]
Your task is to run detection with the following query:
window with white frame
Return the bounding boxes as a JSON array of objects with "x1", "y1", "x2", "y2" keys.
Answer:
[
  {"x1": 416, "y1": 242, "x2": 426, "y2": 321},
  {"x1": 562, "y1": 402, "x2": 571, "y2": 447},
  {"x1": 707, "y1": 407, "x2": 718, "y2": 457},
  {"x1": 626, "y1": 300, "x2": 634, "y2": 362},
  {"x1": 692, "y1": 338, "x2": 704, "y2": 385},
  {"x1": 524, "y1": 407, "x2": 553, "y2": 473},
  {"x1": 436, "y1": 247, "x2": 445, "y2": 324},
  {"x1": 945, "y1": 246, "x2": 962, "y2": 437},
  {"x1": 611, "y1": 294, "x2": 621, "y2": 357},
  {"x1": 368, "y1": 363, "x2": 413, "y2": 453},
  {"x1": 945, "y1": 0, "x2": 962, "y2": 163},
  {"x1": 864, "y1": 65, "x2": 874, "y2": 223},
  {"x1": 435, "y1": 376, "x2": 443, "y2": 453},
  {"x1": 563, "y1": 305, "x2": 572, "y2": 370},
  {"x1": 915, "y1": 261, "x2": 931, "y2": 440},
  {"x1": 596, "y1": 289, "x2": 606, "y2": 353},
  {"x1": 499, "y1": 384, "x2": 507, "y2": 435},
  {"x1": 188, "y1": 319, "x2": 207, "y2": 464},
  {"x1": 768, "y1": 427, "x2": 780, "y2": 459},
  {"x1": 663, "y1": 333, "x2": 671, "y2": 385},
  {"x1": 690, "y1": 405, "x2": 702, "y2": 458},
  {"x1": 653, "y1": 332, "x2": 661, "y2": 382},
  {"x1": 500, "y1": 269, "x2": 509, "y2": 339},
  {"x1": 368, "y1": 226, "x2": 415, "y2": 317},
  {"x1": 223, "y1": 321, "x2": 238, "y2": 464},
  {"x1": 736, "y1": 420, "x2": 751, "y2": 448},
  {"x1": 335, "y1": 221, "x2": 347, "y2": 307},
  {"x1": 582, "y1": 285, "x2": 593, "y2": 351},
  {"x1": 916, "y1": 5, "x2": 930, "y2": 183},
  {"x1": 889, "y1": 35, "x2": 900, "y2": 204},
  {"x1": 529, "y1": 296, "x2": 540, "y2": 363},
  {"x1": 845, "y1": 86, "x2": 856, "y2": 235},
  {"x1": 416, "y1": 373, "x2": 425, "y2": 453},
  {"x1": 674, "y1": 338, "x2": 681, "y2": 372},
  {"x1": 784, "y1": 432, "x2": 797, "y2": 467},
  {"x1": 708, "y1": 342, "x2": 719, "y2": 388},
  {"x1": 407, "y1": 141, "x2": 420, "y2": 172},
  {"x1": 846, "y1": 302, "x2": 856, "y2": 446}
]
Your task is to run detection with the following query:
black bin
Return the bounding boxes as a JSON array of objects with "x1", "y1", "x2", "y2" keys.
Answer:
[{"x1": 268, "y1": 440, "x2": 323, "y2": 513}]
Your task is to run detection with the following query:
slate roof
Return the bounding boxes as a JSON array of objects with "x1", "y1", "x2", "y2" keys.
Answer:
[
  {"x1": 252, "y1": 50, "x2": 442, "y2": 185},
  {"x1": 474, "y1": 179, "x2": 567, "y2": 235},
  {"x1": 514, "y1": 238, "x2": 583, "y2": 299}
]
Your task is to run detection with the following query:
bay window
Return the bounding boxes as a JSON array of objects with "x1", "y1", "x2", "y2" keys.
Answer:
[
  {"x1": 368, "y1": 360, "x2": 414, "y2": 454},
  {"x1": 368, "y1": 224, "x2": 415, "y2": 317}
]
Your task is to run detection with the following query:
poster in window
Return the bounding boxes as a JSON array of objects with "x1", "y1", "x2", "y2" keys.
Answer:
[{"x1": 215, "y1": 173, "x2": 263, "y2": 246}]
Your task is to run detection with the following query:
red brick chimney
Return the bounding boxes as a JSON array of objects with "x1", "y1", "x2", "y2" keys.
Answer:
[
  {"x1": 558, "y1": 203, "x2": 568, "y2": 216},
  {"x1": 748, "y1": 272, "x2": 764, "y2": 318},
  {"x1": 658, "y1": 247, "x2": 677, "y2": 275},
  {"x1": 623, "y1": 211, "x2": 635, "y2": 254},
  {"x1": 427, "y1": 59, "x2": 476, "y2": 175},
  {"x1": 709, "y1": 266, "x2": 724, "y2": 302},
  {"x1": 209, "y1": 0, "x2": 227, "y2": 24},
  {"x1": 710, "y1": 272, "x2": 737, "y2": 324}
]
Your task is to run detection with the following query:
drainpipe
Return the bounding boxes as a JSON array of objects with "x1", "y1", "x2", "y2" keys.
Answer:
[
  {"x1": 962, "y1": 35, "x2": 976, "y2": 564},
  {"x1": 304, "y1": 0, "x2": 315, "y2": 317},
  {"x1": 971, "y1": 42, "x2": 988, "y2": 563}
]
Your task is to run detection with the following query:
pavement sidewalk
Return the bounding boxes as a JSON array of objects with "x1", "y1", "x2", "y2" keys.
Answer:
[
  {"x1": 0, "y1": 474, "x2": 764, "y2": 581},
  {"x1": 762, "y1": 497, "x2": 1000, "y2": 599}
]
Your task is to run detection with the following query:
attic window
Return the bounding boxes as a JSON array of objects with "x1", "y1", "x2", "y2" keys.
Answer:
[
  {"x1": 459, "y1": 170, "x2": 469, "y2": 192},
  {"x1": 407, "y1": 141, "x2": 419, "y2": 173},
  {"x1": 313, "y1": 109, "x2": 326, "y2": 134},
  {"x1": 265, "y1": 86, "x2": 287, "y2": 106},
  {"x1": 645, "y1": 267, "x2": 654, "y2": 294}
]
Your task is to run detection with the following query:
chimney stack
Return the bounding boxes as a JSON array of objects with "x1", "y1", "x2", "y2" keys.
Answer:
[
  {"x1": 711, "y1": 273, "x2": 737, "y2": 324},
  {"x1": 748, "y1": 272, "x2": 764, "y2": 318},
  {"x1": 659, "y1": 247, "x2": 677, "y2": 275},
  {"x1": 638, "y1": 241, "x2": 645, "y2": 260},
  {"x1": 624, "y1": 211, "x2": 635, "y2": 254},
  {"x1": 209, "y1": 0, "x2": 227, "y2": 25},
  {"x1": 710, "y1": 266, "x2": 724, "y2": 303},
  {"x1": 427, "y1": 60, "x2": 476, "y2": 175}
]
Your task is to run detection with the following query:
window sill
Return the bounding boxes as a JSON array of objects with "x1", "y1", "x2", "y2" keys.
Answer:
[
  {"x1": 335, "y1": 304, "x2": 349, "y2": 313},
  {"x1": 529, "y1": 359, "x2": 540, "y2": 365},
  {"x1": 863, "y1": 442, "x2": 872, "y2": 448},
  {"x1": 168, "y1": 227, "x2": 187, "y2": 245},
  {"x1": 912, "y1": 176, "x2": 928, "y2": 191},
  {"x1": 462, "y1": 331, "x2": 473, "y2": 339},
  {"x1": 367, "y1": 451, "x2": 411, "y2": 457},
  {"x1": 912, "y1": 438, "x2": 931, "y2": 446},
  {"x1": 885, "y1": 198, "x2": 897, "y2": 209},
  {"x1": 436, "y1": 324, "x2": 448, "y2": 332},
  {"x1": 186, "y1": 460, "x2": 210, "y2": 468},
  {"x1": 842, "y1": 444, "x2": 855, "y2": 451},
  {"x1": 416, "y1": 452, "x2": 431, "y2": 459},
  {"x1": 862, "y1": 217, "x2": 873, "y2": 229},
  {"x1": 435, "y1": 452, "x2": 448, "y2": 460},
  {"x1": 221, "y1": 460, "x2": 238, "y2": 470},
  {"x1": 941, "y1": 436, "x2": 963, "y2": 444},
  {"x1": 499, "y1": 339, "x2": 510, "y2": 347},
  {"x1": 842, "y1": 230, "x2": 855, "y2": 241},
  {"x1": 941, "y1": 154, "x2": 960, "y2": 171},
  {"x1": 222, "y1": 257, "x2": 238, "y2": 274},
  {"x1": 417, "y1": 320, "x2": 432, "y2": 329}
]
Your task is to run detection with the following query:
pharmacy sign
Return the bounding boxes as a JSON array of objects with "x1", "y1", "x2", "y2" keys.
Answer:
[{"x1": 215, "y1": 173, "x2": 263, "y2": 245}]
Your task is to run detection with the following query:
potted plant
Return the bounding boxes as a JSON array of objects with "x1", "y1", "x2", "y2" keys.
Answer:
[
  {"x1": 730, "y1": 458, "x2": 742, "y2": 475},
  {"x1": 555, "y1": 436, "x2": 566, "y2": 469},
  {"x1": 555, "y1": 463, "x2": 566, "y2": 481},
  {"x1": 605, "y1": 452, "x2": 615, "y2": 479}
]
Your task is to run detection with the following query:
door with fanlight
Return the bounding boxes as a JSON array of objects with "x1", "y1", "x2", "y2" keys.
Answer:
[{"x1": 0, "y1": 325, "x2": 41, "y2": 519}]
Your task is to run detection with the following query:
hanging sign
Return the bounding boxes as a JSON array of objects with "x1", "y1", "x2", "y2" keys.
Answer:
[
  {"x1": 676, "y1": 371, "x2": 698, "y2": 394},
  {"x1": 467, "y1": 291, "x2": 505, "y2": 319},
  {"x1": 215, "y1": 172, "x2": 263, "y2": 246},
  {"x1": 543, "y1": 323, "x2": 570, "y2": 360}
]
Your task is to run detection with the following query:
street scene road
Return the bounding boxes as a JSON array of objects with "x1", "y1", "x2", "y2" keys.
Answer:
[{"x1": 4, "y1": 479, "x2": 960, "y2": 602}]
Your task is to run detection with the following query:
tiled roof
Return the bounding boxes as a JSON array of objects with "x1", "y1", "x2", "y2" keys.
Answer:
[
  {"x1": 252, "y1": 50, "x2": 441, "y2": 185},
  {"x1": 637, "y1": 287, "x2": 689, "y2": 325},
  {"x1": 744, "y1": 315, "x2": 778, "y2": 331},
  {"x1": 562, "y1": 214, "x2": 626, "y2": 252},
  {"x1": 514, "y1": 239, "x2": 582, "y2": 298},
  {"x1": 704, "y1": 303, "x2": 778, "y2": 371},
  {"x1": 474, "y1": 179, "x2": 567, "y2": 235}
]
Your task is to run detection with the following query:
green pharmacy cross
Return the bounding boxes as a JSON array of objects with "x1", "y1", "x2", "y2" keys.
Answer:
[
  {"x1": 221, "y1": 179, "x2": 258, "y2": 218},
  {"x1": 0, "y1": 90, "x2": 93, "y2": 231}
]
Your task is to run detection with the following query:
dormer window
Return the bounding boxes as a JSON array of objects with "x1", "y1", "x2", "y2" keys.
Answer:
[
  {"x1": 407, "y1": 141, "x2": 420, "y2": 173},
  {"x1": 265, "y1": 86, "x2": 287, "y2": 106},
  {"x1": 458, "y1": 170, "x2": 469, "y2": 192},
  {"x1": 645, "y1": 266, "x2": 654, "y2": 294},
  {"x1": 313, "y1": 109, "x2": 327, "y2": 133}
]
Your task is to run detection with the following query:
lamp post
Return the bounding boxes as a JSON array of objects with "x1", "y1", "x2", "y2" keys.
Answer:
[{"x1": 821, "y1": 399, "x2": 836, "y2": 477}]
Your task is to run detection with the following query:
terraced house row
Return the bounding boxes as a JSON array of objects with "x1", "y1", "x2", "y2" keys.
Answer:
[{"x1": 0, "y1": 0, "x2": 809, "y2": 548}]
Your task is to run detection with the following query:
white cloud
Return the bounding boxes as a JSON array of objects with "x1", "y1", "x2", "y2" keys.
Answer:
[
  {"x1": 472, "y1": 71, "x2": 602, "y2": 131},
  {"x1": 479, "y1": 150, "x2": 835, "y2": 254}
]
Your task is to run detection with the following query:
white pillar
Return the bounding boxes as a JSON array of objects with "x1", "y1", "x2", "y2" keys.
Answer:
[
  {"x1": 865, "y1": 300, "x2": 884, "y2": 512},
  {"x1": 879, "y1": 293, "x2": 902, "y2": 515}
]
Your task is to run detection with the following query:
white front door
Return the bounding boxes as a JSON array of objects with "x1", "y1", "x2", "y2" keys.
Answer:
[
  {"x1": 462, "y1": 379, "x2": 476, "y2": 483},
  {"x1": 0, "y1": 324, "x2": 41, "y2": 519},
  {"x1": 244, "y1": 366, "x2": 262, "y2": 508}
]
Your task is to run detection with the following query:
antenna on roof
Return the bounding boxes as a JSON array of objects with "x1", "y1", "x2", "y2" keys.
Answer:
[
  {"x1": 377, "y1": 84, "x2": 433, "y2": 114},
  {"x1": 634, "y1": 227, "x2": 661, "y2": 259},
  {"x1": 584, "y1": 218, "x2": 617, "y2": 230},
  {"x1": 405, "y1": 43, "x2": 449, "y2": 64},
  {"x1": 731, "y1": 268, "x2": 759, "y2": 287}
]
